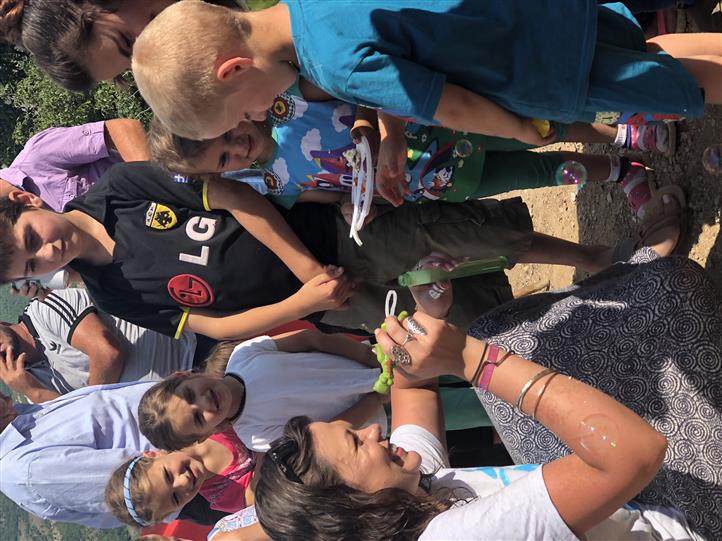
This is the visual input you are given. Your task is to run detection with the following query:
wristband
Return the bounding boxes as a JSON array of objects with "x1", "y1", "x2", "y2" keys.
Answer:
[
  {"x1": 516, "y1": 368, "x2": 556, "y2": 411},
  {"x1": 477, "y1": 344, "x2": 499, "y2": 391}
]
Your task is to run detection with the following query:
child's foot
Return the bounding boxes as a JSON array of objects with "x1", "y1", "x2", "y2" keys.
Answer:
[
  {"x1": 617, "y1": 122, "x2": 677, "y2": 156},
  {"x1": 621, "y1": 163, "x2": 656, "y2": 220}
]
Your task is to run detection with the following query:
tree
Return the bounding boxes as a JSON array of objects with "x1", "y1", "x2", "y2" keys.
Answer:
[{"x1": 0, "y1": 46, "x2": 151, "y2": 167}]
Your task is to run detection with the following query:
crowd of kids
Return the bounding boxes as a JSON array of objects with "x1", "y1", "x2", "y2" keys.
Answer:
[{"x1": 0, "y1": 0, "x2": 720, "y2": 539}]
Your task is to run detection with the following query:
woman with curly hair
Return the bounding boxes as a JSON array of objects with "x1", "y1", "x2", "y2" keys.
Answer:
[{"x1": 252, "y1": 248, "x2": 720, "y2": 540}]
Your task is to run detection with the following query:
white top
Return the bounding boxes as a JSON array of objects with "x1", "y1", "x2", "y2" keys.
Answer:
[
  {"x1": 389, "y1": 425, "x2": 703, "y2": 541},
  {"x1": 226, "y1": 336, "x2": 387, "y2": 451},
  {"x1": 24, "y1": 288, "x2": 196, "y2": 394}
]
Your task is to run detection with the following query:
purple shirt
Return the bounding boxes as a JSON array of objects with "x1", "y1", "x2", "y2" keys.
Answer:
[{"x1": 0, "y1": 121, "x2": 121, "y2": 212}]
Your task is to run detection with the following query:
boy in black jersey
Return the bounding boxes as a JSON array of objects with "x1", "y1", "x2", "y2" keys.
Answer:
[{"x1": 0, "y1": 161, "x2": 612, "y2": 339}]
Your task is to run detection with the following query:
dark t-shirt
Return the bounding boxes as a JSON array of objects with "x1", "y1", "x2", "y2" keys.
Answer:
[{"x1": 65, "y1": 162, "x2": 337, "y2": 337}]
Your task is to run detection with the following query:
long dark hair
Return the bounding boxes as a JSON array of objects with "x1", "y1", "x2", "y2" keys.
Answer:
[
  {"x1": 0, "y1": 0, "x2": 243, "y2": 91},
  {"x1": 3, "y1": 0, "x2": 119, "y2": 90},
  {"x1": 255, "y1": 416, "x2": 461, "y2": 541}
]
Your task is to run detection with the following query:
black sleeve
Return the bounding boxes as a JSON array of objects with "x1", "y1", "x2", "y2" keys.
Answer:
[{"x1": 64, "y1": 162, "x2": 207, "y2": 219}]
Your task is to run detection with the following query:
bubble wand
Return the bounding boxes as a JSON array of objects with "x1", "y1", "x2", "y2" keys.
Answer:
[
  {"x1": 347, "y1": 135, "x2": 375, "y2": 246},
  {"x1": 397, "y1": 256, "x2": 508, "y2": 288},
  {"x1": 372, "y1": 291, "x2": 408, "y2": 394}
]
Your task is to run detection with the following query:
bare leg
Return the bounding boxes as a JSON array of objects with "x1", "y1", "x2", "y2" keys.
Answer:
[
  {"x1": 558, "y1": 151, "x2": 611, "y2": 182},
  {"x1": 519, "y1": 232, "x2": 613, "y2": 274},
  {"x1": 564, "y1": 123, "x2": 617, "y2": 144},
  {"x1": 647, "y1": 33, "x2": 722, "y2": 104}
]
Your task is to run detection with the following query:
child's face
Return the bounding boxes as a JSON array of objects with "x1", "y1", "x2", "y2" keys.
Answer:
[
  {"x1": 167, "y1": 374, "x2": 235, "y2": 442},
  {"x1": 202, "y1": 60, "x2": 297, "y2": 140},
  {"x1": 6, "y1": 207, "x2": 83, "y2": 282},
  {"x1": 82, "y1": 0, "x2": 175, "y2": 82},
  {"x1": 143, "y1": 450, "x2": 208, "y2": 521},
  {"x1": 194, "y1": 121, "x2": 275, "y2": 173}
]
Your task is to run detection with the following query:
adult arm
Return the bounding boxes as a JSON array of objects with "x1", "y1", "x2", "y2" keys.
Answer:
[
  {"x1": 434, "y1": 83, "x2": 554, "y2": 146},
  {"x1": 104, "y1": 119, "x2": 151, "y2": 162},
  {"x1": 69, "y1": 313, "x2": 126, "y2": 386},
  {"x1": 376, "y1": 313, "x2": 667, "y2": 538},
  {"x1": 186, "y1": 270, "x2": 353, "y2": 340},
  {"x1": 206, "y1": 177, "x2": 325, "y2": 283}
]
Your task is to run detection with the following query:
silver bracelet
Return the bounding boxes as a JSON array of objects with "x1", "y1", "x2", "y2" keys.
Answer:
[{"x1": 516, "y1": 368, "x2": 556, "y2": 411}]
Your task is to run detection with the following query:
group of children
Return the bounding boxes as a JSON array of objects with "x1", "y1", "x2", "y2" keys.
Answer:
[{"x1": 2, "y1": 0, "x2": 721, "y2": 536}]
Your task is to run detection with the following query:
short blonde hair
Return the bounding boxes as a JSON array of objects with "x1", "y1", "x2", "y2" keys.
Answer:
[{"x1": 132, "y1": 0, "x2": 244, "y2": 139}]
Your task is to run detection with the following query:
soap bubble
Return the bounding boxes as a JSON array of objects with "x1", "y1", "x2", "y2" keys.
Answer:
[
  {"x1": 454, "y1": 139, "x2": 473, "y2": 158},
  {"x1": 555, "y1": 161, "x2": 588, "y2": 186},
  {"x1": 702, "y1": 145, "x2": 722, "y2": 174},
  {"x1": 579, "y1": 414, "x2": 619, "y2": 453}
]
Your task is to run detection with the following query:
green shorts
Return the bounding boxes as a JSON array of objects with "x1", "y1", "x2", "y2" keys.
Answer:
[{"x1": 322, "y1": 198, "x2": 532, "y2": 331}]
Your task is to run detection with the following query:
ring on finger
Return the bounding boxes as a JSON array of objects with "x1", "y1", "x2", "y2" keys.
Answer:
[
  {"x1": 391, "y1": 344, "x2": 412, "y2": 367},
  {"x1": 405, "y1": 317, "x2": 427, "y2": 336},
  {"x1": 401, "y1": 332, "x2": 414, "y2": 346}
]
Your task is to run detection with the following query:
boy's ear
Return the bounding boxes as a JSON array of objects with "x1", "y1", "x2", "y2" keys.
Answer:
[
  {"x1": 216, "y1": 57, "x2": 254, "y2": 82},
  {"x1": 142, "y1": 450, "x2": 165, "y2": 458},
  {"x1": 7, "y1": 189, "x2": 43, "y2": 209}
]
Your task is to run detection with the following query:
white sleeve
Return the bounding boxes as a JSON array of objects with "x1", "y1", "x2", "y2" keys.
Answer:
[
  {"x1": 25, "y1": 289, "x2": 97, "y2": 346},
  {"x1": 420, "y1": 468, "x2": 578, "y2": 541},
  {"x1": 390, "y1": 424, "x2": 449, "y2": 474}
]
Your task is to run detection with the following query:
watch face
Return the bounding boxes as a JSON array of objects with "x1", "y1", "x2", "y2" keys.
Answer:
[{"x1": 167, "y1": 274, "x2": 215, "y2": 307}]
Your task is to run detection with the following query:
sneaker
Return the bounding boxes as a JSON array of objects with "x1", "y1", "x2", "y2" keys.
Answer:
[
  {"x1": 621, "y1": 163, "x2": 656, "y2": 220},
  {"x1": 624, "y1": 122, "x2": 677, "y2": 157}
]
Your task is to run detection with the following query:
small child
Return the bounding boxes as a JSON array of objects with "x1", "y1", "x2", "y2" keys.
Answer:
[
  {"x1": 148, "y1": 86, "x2": 670, "y2": 221},
  {"x1": 132, "y1": 0, "x2": 720, "y2": 147},
  {"x1": 138, "y1": 329, "x2": 388, "y2": 453},
  {"x1": 105, "y1": 426, "x2": 257, "y2": 526}
]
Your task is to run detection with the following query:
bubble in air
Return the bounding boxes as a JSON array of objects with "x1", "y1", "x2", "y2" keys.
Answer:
[
  {"x1": 453, "y1": 139, "x2": 473, "y2": 158},
  {"x1": 701, "y1": 145, "x2": 722, "y2": 174},
  {"x1": 555, "y1": 161, "x2": 588, "y2": 186},
  {"x1": 579, "y1": 414, "x2": 619, "y2": 453}
]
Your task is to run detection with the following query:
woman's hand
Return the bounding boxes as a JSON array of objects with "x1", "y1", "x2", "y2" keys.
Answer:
[{"x1": 374, "y1": 311, "x2": 467, "y2": 381}]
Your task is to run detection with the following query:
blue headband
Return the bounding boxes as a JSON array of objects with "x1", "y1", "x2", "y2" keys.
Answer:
[{"x1": 123, "y1": 456, "x2": 152, "y2": 527}]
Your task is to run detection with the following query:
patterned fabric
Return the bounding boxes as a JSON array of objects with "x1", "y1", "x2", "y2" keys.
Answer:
[{"x1": 470, "y1": 248, "x2": 722, "y2": 540}]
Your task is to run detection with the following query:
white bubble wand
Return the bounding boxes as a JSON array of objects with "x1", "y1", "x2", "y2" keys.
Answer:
[{"x1": 348, "y1": 135, "x2": 375, "y2": 246}]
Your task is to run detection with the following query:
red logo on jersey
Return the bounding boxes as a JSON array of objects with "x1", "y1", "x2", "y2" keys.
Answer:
[{"x1": 167, "y1": 274, "x2": 214, "y2": 307}]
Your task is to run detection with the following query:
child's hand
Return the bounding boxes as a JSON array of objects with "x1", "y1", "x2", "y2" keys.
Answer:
[
  {"x1": 351, "y1": 124, "x2": 380, "y2": 161},
  {"x1": 0, "y1": 347, "x2": 31, "y2": 394},
  {"x1": 409, "y1": 252, "x2": 461, "y2": 319},
  {"x1": 10, "y1": 281, "x2": 50, "y2": 300},
  {"x1": 293, "y1": 266, "x2": 354, "y2": 314},
  {"x1": 514, "y1": 118, "x2": 557, "y2": 147},
  {"x1": 376, "y1": 132, "x2": 408, "y2": 207},
  {"x1": 339, "y1": 196, "x2": 378, "y2": 227}
]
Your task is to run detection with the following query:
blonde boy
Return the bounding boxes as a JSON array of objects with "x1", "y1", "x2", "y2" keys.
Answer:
[{"x1": 133, "y1": 0, "x2": 717, "y2": 148}]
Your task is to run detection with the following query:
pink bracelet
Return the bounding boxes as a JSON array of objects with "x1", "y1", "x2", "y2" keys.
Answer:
[{"x1": 477, "y1": 344, "x2": 500, "y2": 391}]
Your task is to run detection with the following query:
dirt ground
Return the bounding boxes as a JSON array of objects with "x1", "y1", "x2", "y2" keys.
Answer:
[{"x1": 506, "y1": 4, "x2": 722, "y2": 296}]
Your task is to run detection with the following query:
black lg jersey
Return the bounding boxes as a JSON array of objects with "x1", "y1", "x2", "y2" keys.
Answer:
[{"x1": 66, "y1": 162, "x2": 337, "y2": 336}]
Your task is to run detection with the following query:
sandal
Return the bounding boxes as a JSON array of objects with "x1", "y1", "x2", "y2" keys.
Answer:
[{"x1": 612, "y1": 183, "x2": 686, "y2": 262}]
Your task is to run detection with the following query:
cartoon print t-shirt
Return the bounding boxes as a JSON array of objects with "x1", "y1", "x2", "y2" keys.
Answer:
[
  {"x1": 66, "y1": 162, "x2": 337, "y2": 337},
  {"x1": 231, "y1": 90, "x2": 487, "y2": 208}
]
